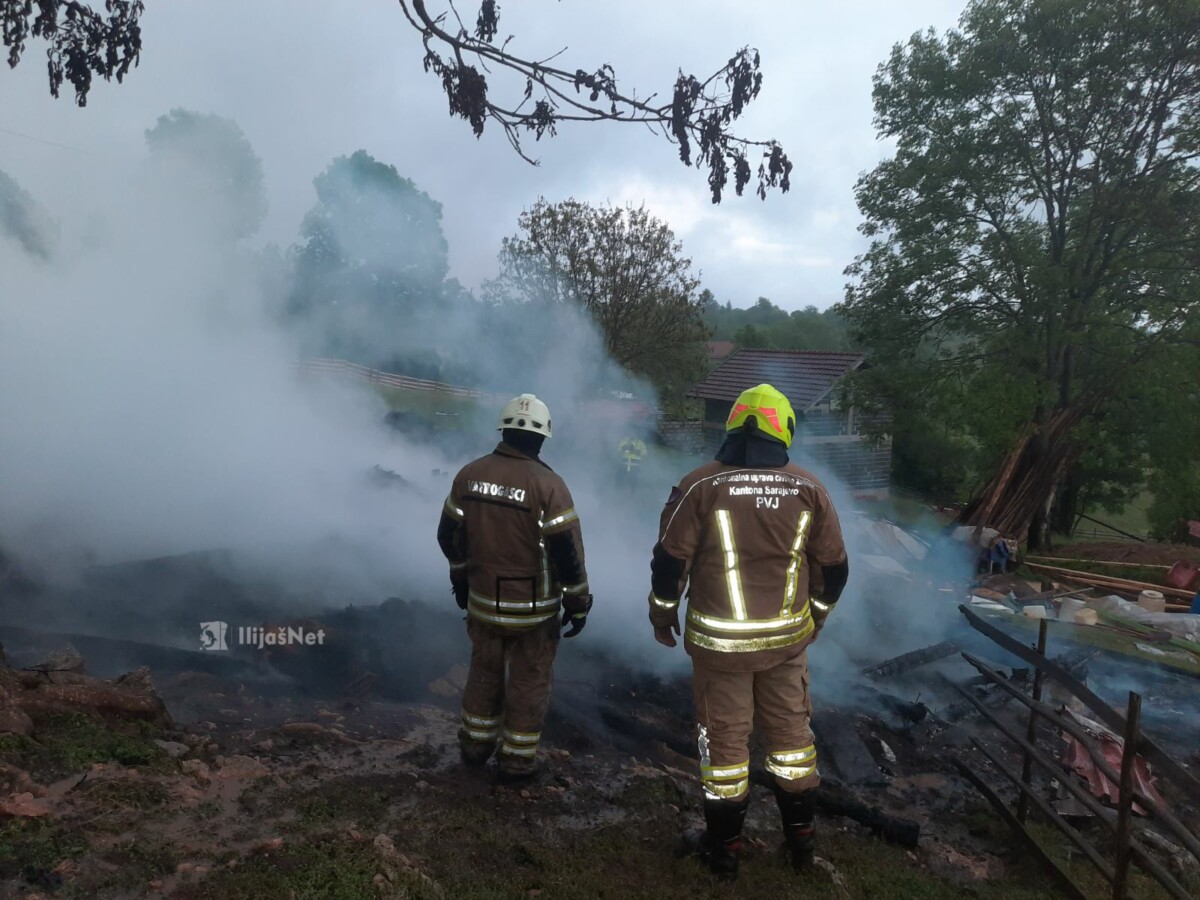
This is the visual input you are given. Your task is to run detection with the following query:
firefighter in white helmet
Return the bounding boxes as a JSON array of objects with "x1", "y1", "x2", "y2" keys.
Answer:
[{"x1": 437, "y1": 394, "x2": 592, "y2": 780}]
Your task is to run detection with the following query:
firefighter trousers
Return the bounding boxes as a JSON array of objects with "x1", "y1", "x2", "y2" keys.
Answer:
[
  {"x1": 691, "y1": 650, "x2": 819, "y2": 800},
  {"x1": 460, "y1": 615, "x2": 560, "y2": 764}
]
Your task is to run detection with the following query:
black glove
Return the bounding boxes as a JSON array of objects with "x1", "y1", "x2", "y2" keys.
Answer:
[
  {"x1": 450, "y1": 571, "x2": 468, "y2": 610},
  {"x1": 561, "y1": 608, "x2": 587, "y2": 638}
]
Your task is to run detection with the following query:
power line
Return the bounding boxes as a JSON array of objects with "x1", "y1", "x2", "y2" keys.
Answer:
[{"x1": 0, "y1": 125, "x2": 90, "y2": 154}]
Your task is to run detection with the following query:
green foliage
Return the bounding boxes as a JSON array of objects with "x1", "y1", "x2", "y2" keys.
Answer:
[
  {"x1": 144, "y1": 108, "x2": 267, "y2": 240},
  {"x1": 0, "y1": 1, "x2": 143, "y2": 106},
  {"x1": 287, "y1": 150, "x2": 457, "y2": 369},
  {"x1": 842, "y1": 0, "x2": 1200, "y2": 522},
  {"x1": 703, "y1": 293, "x2": 850, "y2": 351},
  {"x1": 403, "y1": 2, "x2": 790, "y2": 203},
  {"x1": 488, "y1": 198, "x2": 709, "y2": 410}
]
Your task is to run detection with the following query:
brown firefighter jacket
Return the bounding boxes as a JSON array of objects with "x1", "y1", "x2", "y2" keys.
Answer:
[
  {"x1": 438, "y1": 442, "x2": 590, "y2": 629},
  {"x1": 649, "y1": 461, "x2": 846, "y2": 671}
]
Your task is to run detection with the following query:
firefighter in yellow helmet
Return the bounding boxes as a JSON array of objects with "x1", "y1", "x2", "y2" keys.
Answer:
[
  {"x1": 648, "y1": 384, "x2": 849, "y2": 879},
  {"x1": 617, "y1": 434, "x2": 647, "y2": 488},
  {"x1": 437, "y1": 394, "x2": 592, "y2": 781}
]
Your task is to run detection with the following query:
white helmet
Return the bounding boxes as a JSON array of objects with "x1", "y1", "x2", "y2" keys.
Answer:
[{"x1": 497, "y1": 393, "x2": 552, "y2": 438}]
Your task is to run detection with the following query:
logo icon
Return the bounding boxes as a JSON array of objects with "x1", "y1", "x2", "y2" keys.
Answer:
[{"x1": 199, "y1": 621, "x2": 229, "y2": 652}]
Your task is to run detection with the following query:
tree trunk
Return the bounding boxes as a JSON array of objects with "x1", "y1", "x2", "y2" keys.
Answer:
[{"x1": 1050, "y1": 472, "x2": 1082, "y2": 536}]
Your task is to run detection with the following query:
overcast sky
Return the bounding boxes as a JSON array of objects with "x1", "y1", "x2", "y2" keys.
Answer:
[{"x1": 0, "y1": 0, "x2": 966, "y2": 311}]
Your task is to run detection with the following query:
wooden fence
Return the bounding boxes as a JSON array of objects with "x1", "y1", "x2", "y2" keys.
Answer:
[
  {"x1": 298, "y1": 358, "x2": 508, "y2": 403},
  {"x1": 954, "y1": 605, "x2": 1200, "y2": 899}
]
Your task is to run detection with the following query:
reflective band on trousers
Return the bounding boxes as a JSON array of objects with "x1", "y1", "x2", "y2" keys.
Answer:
[
  {"x1": 783, "y1": 511, "x2": 813, "y2": 614},
  {"x1": 500, "y1": 730, "x2": 540, "y2": 757},
  {"x1": 462, "y1": 711, "x2": 499, "y2": 728},
  {"x1": 714, "y1": 510, "x2": 747, "y2": 620},
  {"x1": 701, "y1": 760, "x2": 751, "y2": 800},
  {"x1": 766, "y1": 744, "x2": 818, "y2": 781},
  {"x1": 685, "y1": 620, "x2": 814, "y2": 653}
]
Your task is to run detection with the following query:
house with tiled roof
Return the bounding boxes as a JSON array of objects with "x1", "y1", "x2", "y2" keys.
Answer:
[{"x1": 688, "y1": 348, "x2": 891, "y2": 495}]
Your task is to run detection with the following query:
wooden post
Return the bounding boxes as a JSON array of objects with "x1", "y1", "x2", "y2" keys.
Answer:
[
  {"x1": 1017, "y1": 617, "x2": 1049, "y2": 824},
  {"x1": 1113, "y1": 691, "x2": 1142, "y2": 900}
]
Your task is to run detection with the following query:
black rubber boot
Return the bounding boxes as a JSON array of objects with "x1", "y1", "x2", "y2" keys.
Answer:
[
  {"x1": 458, "y1": 733, "x2": 496, "y2": 767},
  {"x1": 775, "y1": 787, "x2": 816, "y2": 871},
  {"x1": 682, "y1": 797, "x2": 750, "y2": 880}
]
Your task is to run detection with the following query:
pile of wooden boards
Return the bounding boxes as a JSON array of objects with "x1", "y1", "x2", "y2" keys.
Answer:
[{"x1": 1025, "y1": 561, "x2": 1194, "y2": 611}]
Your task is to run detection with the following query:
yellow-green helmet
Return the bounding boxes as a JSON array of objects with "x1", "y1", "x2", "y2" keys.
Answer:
[{"x1": 725, "y1": 383, "x2": 796, "y2": 448}]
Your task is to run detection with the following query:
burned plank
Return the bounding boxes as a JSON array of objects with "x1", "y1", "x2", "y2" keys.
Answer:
[
  {"x1": 812, "y1": 711, "x2": 886, "y2": 786},
  {"x1": 814, "y1": 784, "x2": 920, "y2": 848},
  {"x1": 861, "y1": 641, "x2": 960, "y2": 680}
]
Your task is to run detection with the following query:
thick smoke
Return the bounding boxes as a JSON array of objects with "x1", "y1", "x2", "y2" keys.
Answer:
[
  {"x1": 0, "y1": 114, "x2": 968, "y2": 690},
  {"x1": 0, "y1": 139, "x2": 449, "y2": 611}
]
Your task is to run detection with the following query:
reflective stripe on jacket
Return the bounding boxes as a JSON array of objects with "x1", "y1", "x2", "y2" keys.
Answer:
[
  {"x1": 653, "y1": 461, "x2": 845, "y2": 671},
  {"x1": 440, "y1": 442, "x2": 589, "y2": 629}
]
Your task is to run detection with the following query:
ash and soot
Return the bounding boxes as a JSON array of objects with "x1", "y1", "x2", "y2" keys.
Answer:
[{"x1": 2, "y1": 17, "x2": 1200, "y2": 900}]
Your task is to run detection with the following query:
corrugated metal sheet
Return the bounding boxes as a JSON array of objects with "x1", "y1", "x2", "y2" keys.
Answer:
[{"x1": 688, "y1": 349, "x2": 865, "y2": 410}]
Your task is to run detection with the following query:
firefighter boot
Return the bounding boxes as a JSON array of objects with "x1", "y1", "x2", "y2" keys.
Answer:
[
  {"x1": 682, "y1": 797, "x2": 750, "y2": 880},
  {"x1": 458, "y1": 733, "x2": 496, "y2": 767},
  {"x1": 775, "y1": 786, "x2": 816, "y2": 871}
]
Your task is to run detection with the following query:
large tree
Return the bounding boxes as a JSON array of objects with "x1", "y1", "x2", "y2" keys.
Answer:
[
  {"x1": 288, "y1": 150, "x2": 453, "y2": 366},
  {"x1": 842, "y1": 0, "x2": 1200, "y2": 546},
  {"x1": 488, "y1": 198, "x2": 709, "y2": 407},
  {"x1": 144, "y1": 108, "x2": 267, "y2": 241},
  {"x1": 2, "y1": 2, "x2": 790, "y2": 203},
  {"x1": 0, "y1": 168, "x2": 55, "y2": 257}
]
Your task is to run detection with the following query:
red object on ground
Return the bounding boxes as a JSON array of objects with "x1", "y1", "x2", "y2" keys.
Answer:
[
  {"x1": 1061, "y1": 728, "x2": 1166, "y2": 816},
  {"x1": 1167, "y1": 560, "x2": 1200, "y2": 592}
]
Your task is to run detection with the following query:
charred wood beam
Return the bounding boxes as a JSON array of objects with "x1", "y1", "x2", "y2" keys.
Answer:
[
  {"x1": 813, "y1": 784, "x2": 920, "y2": 848},
  {"x1": 749, "y1": 769, "x2": 920, "y2": 847},
  {"x1": 968, "y1": 735, "x2": 1115, "y2": 883},
  {"x1": 861, "y1": 641, "x2": 960, "y2": 679},
  {"x1": 843, "y1": 683, "x2": 929, "y2": 724},
  {"x1": 962, "y1": 652, "x2": 1200, "y2": 865},
  {"x1": 953, "y1": 757, "x2": 1089, "y2": 900},
  {"x1": 958, "y1": 604, "x2": 1200, "y2": 805}
]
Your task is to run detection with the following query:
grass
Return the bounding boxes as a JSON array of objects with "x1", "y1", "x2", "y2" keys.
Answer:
[
  {"x1": 290, "y1": 775, "x2": 408, "y2": 827},
  {"x1": 0, "y1": 819, "x2": 87, "y2": 882},
  {"x1": 377, "y1": 384, "x2": 481, "y2": 420},
  {"x1": 0, "y1": 712, "x2": 174, "y2": 782},
  {"x1": 1055, "y1": 490, "x2": 1154, "y2": 544},
  {"x1": 173, "y1": 837, "x2": 429, "y2": 900}
]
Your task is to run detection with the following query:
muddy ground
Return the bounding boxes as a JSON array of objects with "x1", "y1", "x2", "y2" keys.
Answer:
[{"x1": 3, "y1": 647, "x2": 1198, "y2": 900}]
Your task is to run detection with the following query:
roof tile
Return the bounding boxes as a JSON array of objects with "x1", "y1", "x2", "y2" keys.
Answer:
[{"x1": 688, "y1": 349, "x2": 865, "y2": 410}]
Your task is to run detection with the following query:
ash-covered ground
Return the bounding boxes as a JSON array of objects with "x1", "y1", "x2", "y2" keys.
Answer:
[{"x1": 2, "y1": 546, "x2": 1199, "y2": 898}]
